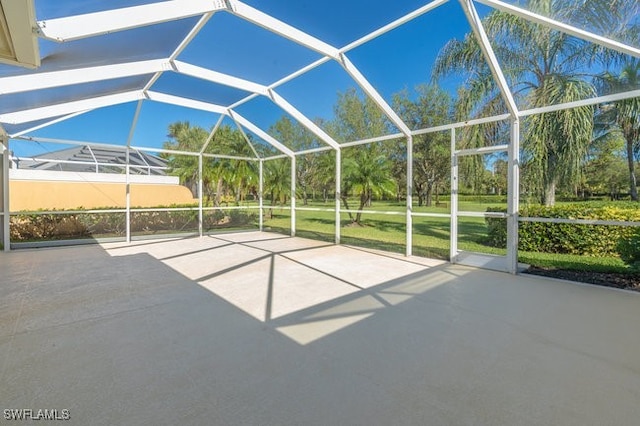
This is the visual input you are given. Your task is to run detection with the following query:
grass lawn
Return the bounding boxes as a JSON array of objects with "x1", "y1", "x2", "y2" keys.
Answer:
[{"x1": 262, "y1": 198, "x2": 633, "y2": 275}]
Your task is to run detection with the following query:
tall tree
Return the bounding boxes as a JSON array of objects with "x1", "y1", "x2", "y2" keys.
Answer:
[
  {"x1": 432, "y1": 0, "x2": 635, "y2": 205},
  {"x1": 164, "y1": 123, "x2": 256, "y2": 205},
  {"x1": 331, "y1": 89, "x2": 397, "y2": 222},
  {"x1": 163, "y1": 121, "x2": 209, "y2": 198},
  {"x1": 269, "y1": 116, "x2": 320, "y2": 205},
  {"x1": 342, "y1": 148, "x2": 397, "y2": 224},
  {"x1": 263, "y1": 158, "x2": 291, "y2": 209},
  {"x1": 583, "y1": 133, "x2": 628, "y2": 199},
  {"x1": 207, "y1": 125, "x2": 258, "y2": 205},
  {"x1": 393, "y1": 85, "x2": 453, "y2": 206},
  {"x1": 595, "y1": 59, "x2": 640, "y2": 201}
]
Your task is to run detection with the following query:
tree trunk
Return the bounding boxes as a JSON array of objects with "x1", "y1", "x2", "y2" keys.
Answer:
[
  {"x1": 627, "y1": 140, "x2": 638, "y2": 201},
  {"x1": 543, "y1": 179, "x2": 556, "y2": 206},
  {"x1": 341, "y1": 195, "x2": 354, "y2": 221},
  {"x1": 425, "y1": 182, "x2": 434, "y2": 207},
  {"x1": 355, "y1": 192, "x2": 368, "y2": 224},
  {"x1": 214, "y1": 178, "x2": 223, "y2": 207}
]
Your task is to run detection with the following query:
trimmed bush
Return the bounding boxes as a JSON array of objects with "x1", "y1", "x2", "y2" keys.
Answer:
[
  {"x1": 617, "y1": 229, "x2": 640, "y2": 270},
  {"x1": 486, "y1": 202, "x2": 640, "y2": 257},
  {"x1": 10, "y1": 205, "x2": 258, "y2": 242},
  {"x1": 10, "y1": 213, "x2": 125, "y2": 241}
]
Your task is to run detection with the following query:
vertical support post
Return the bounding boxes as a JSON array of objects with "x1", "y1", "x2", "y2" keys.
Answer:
[
  {"x1": 198, "y1": 154, "x2": 203, "y2": 237},
  {"x1": 406, "y1": 136, "x2": 413, "y2": 256},
  {"x1": 450, "y1": 128, "x2": 458, "y2": 263},
  {"x1": 290, "y1": 156, "x2": 296, "y2": 237},
  {"x1": 0, "y1": 135, "x2": 10, "y2": 252},
  {"x1": 335, "y1": 148, "x2": 341, "y2": 244},
  {"x1": 125, "y1": 147, "x2": 131, "y2": 243},
  {"x1": 259, "y1": 159, "x2": 264, "y2": 232},
  {"x1": 124, "y1": 145, "x2": 131, "y2": 243},
  {"x1": 506, "y1": 118, "x2": 520, "y2": 274},
  {"x1": 125, "y1": 100, "x2": 143, "y2": 244}
]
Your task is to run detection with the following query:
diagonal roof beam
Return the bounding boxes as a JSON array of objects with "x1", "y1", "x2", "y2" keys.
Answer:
[
  {"x1": 340, "y1": 0, "x2": 450, "y2": 53},
  {"x1": 143, "y1": 11, "x2": 216, "y2": 93},
  {"x1": 145, "y1": 91, "x2": 228, "y2": 115},
  {"x1": 229, "y1": 116, "x2": 261, "y2": 158},
  {"x1": 226, "y1": 1, "x2": 411, "y2": 136},
  {"x1": 0, "y1": 59, "x2": 170, "y2": 95},
  {"x1": 0, "y1": 91, "x2": 144, "y2": 124},
  {"x1": 173, "y1": 60, "x2": 268, "y2": 95},
  {"x1": 226, "y1": 0, "x2": 339, "y2": 59},
  {"x1": 475, "y1": 0, "x2": 640, "y2": 58},
  {"x1": 338, "y1": 53, "x2": 412, "y2": 136},
  {"x1": 174, "y1": 61, "x2": 341, "y2": 150},
  {"x1": 36, "y1": 0, "x2": 228, "y2": 42},
  {"x1": 228, "y1": 110, "x2": 294, "y2": 157},
  {"x1": 267, "y1": 89, "x2": 341, "y2": 150},
  {"x1": 28, "y1": 0, "x2": 411, "y2": 142},
  {"x1": 459, "y1": 0, "x2": 519, "y2": 116},
  {"x1": 200, "y1": 115, "x2": 225, "y2": 154},
  {"x1": 0, "y1": 57, "x2": 342, "y2": 150},
  {"x1": 8, "y1": 111, "x2": 90, "y2": 138}
]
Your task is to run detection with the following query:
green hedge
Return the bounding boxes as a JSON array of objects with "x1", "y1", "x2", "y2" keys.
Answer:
[
  {"x1": 617, "y1": 229, "x2": 640, "y2": 269},
  {"x1": 10, "y1": 208, "x2": 257, "y2": 242},
  {"x1": 486, "y1": 202, "x2": 640, "y2": 257}
]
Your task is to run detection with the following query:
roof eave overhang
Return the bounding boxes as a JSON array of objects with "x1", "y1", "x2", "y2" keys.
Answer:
[{"x1": 0, "y1": 0, "x2": 39, "y2": 68}]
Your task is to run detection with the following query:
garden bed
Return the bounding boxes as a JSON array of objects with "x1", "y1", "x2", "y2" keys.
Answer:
[{"x1": 525, "y1": 266, "x2": 640, "y2": 292}]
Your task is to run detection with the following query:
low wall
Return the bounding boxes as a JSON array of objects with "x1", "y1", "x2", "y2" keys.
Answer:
[{"x1": 9, "y1": 170, "x2": 196, "y2": 211}]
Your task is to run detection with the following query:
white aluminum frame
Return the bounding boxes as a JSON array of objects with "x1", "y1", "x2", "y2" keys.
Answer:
[
  {"x1": 36, "y1": 0, "x2": 227, "y2": 42},
  {"x1": 1, "y1": 0, "x2": 638, "y2": 277},
  {"x1": 476, "y1": 0, "x2": 640, "y2": 59},
  {"x1": 0, "y1": 132, "x2": 9, "y2": 251}
]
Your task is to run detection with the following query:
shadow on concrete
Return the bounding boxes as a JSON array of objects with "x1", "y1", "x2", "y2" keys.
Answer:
[{"x1": 1, "y1": 232, "x2": 639, "y2": 426}]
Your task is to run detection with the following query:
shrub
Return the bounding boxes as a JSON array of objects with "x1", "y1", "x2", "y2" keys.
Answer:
[
  {"x1": 617, "y1": 229, "x2": 640, "y2": 270},
  {"x1": 485, "y1": 202, "x2": 640, "y2": 257},
  {"x1": 485, "y1": 207, "x2": 507, "y2": 247}
]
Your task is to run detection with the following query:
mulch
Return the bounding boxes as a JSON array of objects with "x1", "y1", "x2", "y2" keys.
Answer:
[{"x1": 525, "y1": 266, "x2": 640, "y2": 292}]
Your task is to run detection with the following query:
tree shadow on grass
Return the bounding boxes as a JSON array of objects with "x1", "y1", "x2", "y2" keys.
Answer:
[
  {"x1": 458, "y1": 220, "x2": 490, "y2": 244},
  {"x1": 297, "y1": 217, "x2": 451, "y2": 260}
]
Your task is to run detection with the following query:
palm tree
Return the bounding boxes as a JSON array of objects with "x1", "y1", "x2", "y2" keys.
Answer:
[
  {"x1": 206, "y1": 125, "x2": 257, "y2": 205},
  {"x1": 343, "y1": 145, "x2": 396, "y2": 224},
  {"x1": 433, "y1": 0, "x2": 633, "y2": 205},
  {"x1": 595, "y1": 59, "x2": 640, "y2": 201},
  {"x1": 163, "y1": 121, "x2": 209, "y2": 198},
  {"x1": 263, "y1": 158, "x2": 291, "y2": 209},
  {"x1": 329, "y1": 89, "x2": 397, "y2": 222}
]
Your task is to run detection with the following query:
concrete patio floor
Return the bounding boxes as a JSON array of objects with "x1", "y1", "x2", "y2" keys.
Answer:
[{"x1": 1, "y1": 231, "x2": 639, "y2": 425}]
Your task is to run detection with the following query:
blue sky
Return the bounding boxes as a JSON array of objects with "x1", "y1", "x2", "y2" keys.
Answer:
[{"x1": 14, "y1": 0, "x2": 483, "y2": 155}]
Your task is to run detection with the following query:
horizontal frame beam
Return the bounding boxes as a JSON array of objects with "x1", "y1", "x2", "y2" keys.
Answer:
[
  {"x1": 0, "y1": 91, "x2": 144, "y2": 124},
  {"x1": 145, "y1": 91, "x2": 228, "y2": 115},
  {"x1": 455, "y1": 144, "x2": 509, "y2": 156},
  {"x1": 37, "y1": 0, "x2": 227, "y2": 42},
  {"x1": 0, "y1": 59, "x2": 170, "y2": 95}
]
